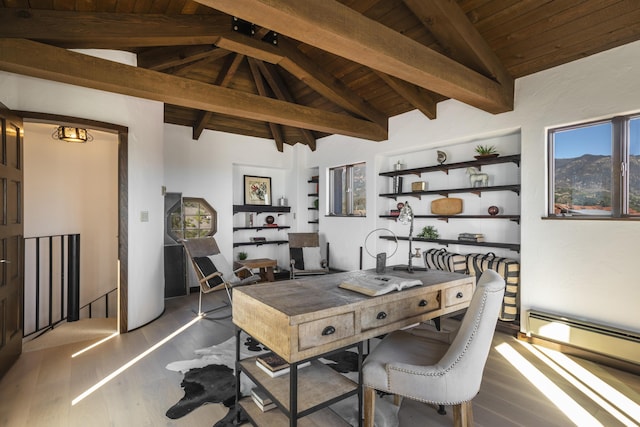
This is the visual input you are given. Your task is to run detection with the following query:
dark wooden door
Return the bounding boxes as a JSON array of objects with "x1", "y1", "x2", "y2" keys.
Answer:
[{"x1": 0, "y1": 106, "x2": 24, "y2": 379}]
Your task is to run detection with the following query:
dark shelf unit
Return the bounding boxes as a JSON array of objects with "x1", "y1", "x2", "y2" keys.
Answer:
[
  {"x1": 380, "y1": 235, "x2": 520, "y2": 253},
  {"x1": 379, "y1": 154, "x2": 520, "y2": 177},
  {"x1": 233, "y1": 205, "x2": 291, "y2": 247},
  {"x1": 379, "y1": 153, "x2": 521, "y2": 253}
]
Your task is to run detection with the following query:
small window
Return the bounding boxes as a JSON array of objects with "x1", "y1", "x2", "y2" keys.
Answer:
[
  {"x1": 168, "y1": 197, "x2": 217, "y2": 240},
  {"x1": 329, "y1": 162, "x2": 366, "y2": 216},
  {"x1": 548, "y1": 114, "x2": 639, "y2": 217}
]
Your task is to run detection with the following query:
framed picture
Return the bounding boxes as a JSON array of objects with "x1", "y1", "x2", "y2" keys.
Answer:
[{"x1": 244, "y1": 175, "x2": 272, "y2": 206}]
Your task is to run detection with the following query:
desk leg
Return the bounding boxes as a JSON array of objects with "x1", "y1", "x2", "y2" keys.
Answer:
[
  {"x1": 235, "y1": 329, "x2": 242, "y2": 425},
  {"x1": 290, "y1": 362, "x2": 298, "y2": 427},
  {"x1": 358, "y1": 341, "x2": 363, "y2": 427}
]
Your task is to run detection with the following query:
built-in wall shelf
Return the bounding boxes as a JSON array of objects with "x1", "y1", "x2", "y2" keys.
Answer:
[
  {"x1": 379, "y1": 214, "x2": 520, "y2": 224},
  {"x1": 379, "y1": 235, "x2": 520, "y2": 253},
  {"x1": 233, "y1": 205, "x2": 291, "y2": 214},
  {"x1": 379, "y1": 184, "x2": 520, "y2": 200},
  {"x1": 233, "y1": 240, "x2": 289, "y2": 248},
  {"x1": 232, "y1": 226, "x2": 291, "y2": 231},
  {"x1": 379, "y1": 154, "x2": 520, "y2": 177}
]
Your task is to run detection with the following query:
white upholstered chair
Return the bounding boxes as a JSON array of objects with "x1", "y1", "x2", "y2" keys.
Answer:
[
  {"x1": 182, "y1": 237, "x2": 261, "y2": 318},
  {"x1": 362, "y1": 269, "x2": 505, "y2": 427}
]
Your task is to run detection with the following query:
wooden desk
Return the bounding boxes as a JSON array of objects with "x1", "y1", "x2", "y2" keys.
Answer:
[
  {"x1": 234, "y1": 258, "x2": 277, "y2": 282},
  {"x1": 233, "y1": 269, "x2": 475, "y2": 426}
]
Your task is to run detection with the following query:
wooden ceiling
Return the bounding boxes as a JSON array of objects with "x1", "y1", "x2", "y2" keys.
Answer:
[{"x1": 1, "y1": 1, "x2": 639, "y2": 151}]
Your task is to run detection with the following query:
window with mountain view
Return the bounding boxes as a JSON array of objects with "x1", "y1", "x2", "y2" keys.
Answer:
[
  {"x1": 329, "y1": 162, "x2": 366, "y2": 216},
  {"x1": 549, "y1": 114, "x2": 640, "y2": 217}
]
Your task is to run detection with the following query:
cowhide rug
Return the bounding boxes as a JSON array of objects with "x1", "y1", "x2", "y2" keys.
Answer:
[{"x1": 165, "y1": 333, "x2": 399, "y2": 426}]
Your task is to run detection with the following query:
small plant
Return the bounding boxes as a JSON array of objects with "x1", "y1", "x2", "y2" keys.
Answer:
[
  {"x1": 417, "y1": 226, "x2": 439, "y2": 239},
  {"x1": 238, "y1": 251, "x2": 248, "y2": 260},
  {"x1": 475, "y1": 144, "x2": 497, "y2": 156}
]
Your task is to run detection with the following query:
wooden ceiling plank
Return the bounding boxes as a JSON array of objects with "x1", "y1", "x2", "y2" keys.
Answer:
[
  {"x1": 0, "y1": 38, "x2": 386, "y2": 140},
  {"x1": 196, "y1": 0, "x2": 514, "y2": 114},
  {"x1": 0, "y1": 9, "x2": 231, "y2": 48},
  {"x1": 373, "y1": 71, "x2": 436, "y2": 120},
  {"x1": 192, "y1": 52, "x2": 245, "y2": 139},
  {"x1": 247, "y1": 58, "x2": 286, "y2": 151},
  {"x1": 216, "y1": 33, "x2": 387, "y2": 128},
  {"x1": 403, "y1": 0, "x2": 512, "y2": 89},
  {"x1": 256, "y1": 60, "x2": 317, "y2": 150}
]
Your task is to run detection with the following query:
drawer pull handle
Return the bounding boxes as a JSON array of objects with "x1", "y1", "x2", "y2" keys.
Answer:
[
  {"x1": 322, "y1": 326, "x2": 336, "y2": 336},
  {"x1": 456, "y1": 292, "x2": 464, "y2": 299},
  {"x1": 419, "y1": 299, "x2": 428, "y2": 307},
  {"x1": 376, "y1": 311, "x2": 387, "y2": 320}
]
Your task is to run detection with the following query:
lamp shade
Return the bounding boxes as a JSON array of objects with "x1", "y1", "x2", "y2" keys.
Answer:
[{"x1": 53, "y1": 126, "x2": 92, "y2": 143}]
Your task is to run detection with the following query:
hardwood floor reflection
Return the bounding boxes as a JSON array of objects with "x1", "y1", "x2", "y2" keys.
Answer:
[{"x1": 0, "y1": 291, "x2": 638, "y2": 427}]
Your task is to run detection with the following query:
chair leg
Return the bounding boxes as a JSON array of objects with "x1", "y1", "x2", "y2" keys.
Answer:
[
  {"x1": 364, "y1": 387, "x2": 376, "y2": 427},
  {"x1": 196, "y1": 288, "x2": 231, "y2": 320},
  {"x1": 452, "y1": 401, "x2": 473, "y2": 427}
]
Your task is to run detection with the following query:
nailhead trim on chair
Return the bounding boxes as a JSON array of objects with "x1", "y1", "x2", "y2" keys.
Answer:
[{"x1": 381, "y1": 292, "x2": 490, "y2": 406}]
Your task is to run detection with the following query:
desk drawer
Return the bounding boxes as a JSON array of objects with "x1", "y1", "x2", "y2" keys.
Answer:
[
  {"x1": 444, "y1": 283, "x2": 473, "y2": 307},
  {"x1": 361, "y1": 291, "x2": 440, "y2": 330},
  {"x1": 298, "y1": 312, "x2": 355, "y2": 351}
]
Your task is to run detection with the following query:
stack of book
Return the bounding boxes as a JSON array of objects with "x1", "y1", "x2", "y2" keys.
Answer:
[
  {"x1": 250, "y1": 388, "x2": 276, "y2": 412},
  {"x1": 255, "y1": 352, "x2": 311, "y2": 378},
  {"x1": 458, "y1": 233, "x2": 485, "y2": 243}
]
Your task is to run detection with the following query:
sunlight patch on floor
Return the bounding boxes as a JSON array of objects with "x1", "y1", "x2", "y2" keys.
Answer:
[
  {"x1": 71, "y1": 314, "x2": 203, "y2": 406},
  {"x1": 496, "y1": 342, "x2": 603, "y2": 427},
  {"x1": 72, "y1": 332, "x2": 119, "y2": 358}
]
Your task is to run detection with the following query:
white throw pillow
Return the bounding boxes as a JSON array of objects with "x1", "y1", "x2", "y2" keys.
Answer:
[
  {"x1": 209, "y1": 254, "x2": 240, "y2": 284},
  {"x1": 302, "y1": 247, "x2": 323, "y2": 270}
]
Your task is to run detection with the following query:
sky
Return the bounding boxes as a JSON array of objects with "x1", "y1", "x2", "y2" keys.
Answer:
[{"x1": 554, "y1": 117, "x2": 639, "y2": 159}]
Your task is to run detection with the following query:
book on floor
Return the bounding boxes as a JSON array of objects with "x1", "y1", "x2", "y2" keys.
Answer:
[
  {"x1": 255, "y1": 352, "x2": 311, "y2": 378},
  {"x1": 338, "y1": 274, "x2": 423, "y2": 296}
]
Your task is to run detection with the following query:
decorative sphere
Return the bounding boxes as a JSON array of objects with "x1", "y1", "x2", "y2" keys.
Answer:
[
  {"x1": 265, "y1": 215, "x2": 275, "y2": 224},
  {"x1": 488, "y1": 206, "x2": 499, "y2": 216},
  {"x1": 396, "y1": 202, "x2": 405, "y2": 210}
]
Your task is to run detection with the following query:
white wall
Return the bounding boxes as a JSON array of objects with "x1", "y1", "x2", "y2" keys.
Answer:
[
  {"x1": 23, "y1": 123, "x2": 118, "y2": 328},
  {"x1": 0, "y1": 49, "x2": 166, "y2": 330},
  {"x1": 305, "y1": 40, "x2": 640, "y2": 333}
]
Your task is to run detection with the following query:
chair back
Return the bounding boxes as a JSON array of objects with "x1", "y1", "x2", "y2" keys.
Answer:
[
  {"x1": 288, "y1": 232, "x2": 320, "y2": 248},
  {"x1": 182, "y1": 236, "x2": 221, "y2": 258},
  {"x1": 435, "y1": 269, "x2": 505, "y2": 402}
]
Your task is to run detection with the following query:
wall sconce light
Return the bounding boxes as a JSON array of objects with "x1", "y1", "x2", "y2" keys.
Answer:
[{"x1": 52, "y1": 126, "x2": 93, "y2": 143}]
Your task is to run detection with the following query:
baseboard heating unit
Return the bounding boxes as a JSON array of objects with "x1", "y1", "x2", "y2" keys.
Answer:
[{"x1": 527, "y1": 310, "x2": 640, "y2": 365}]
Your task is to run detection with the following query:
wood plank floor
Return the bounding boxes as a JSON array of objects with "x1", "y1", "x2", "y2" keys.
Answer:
[{"x1": 1, "y1": 291, "x2": 638, "y2": 427}]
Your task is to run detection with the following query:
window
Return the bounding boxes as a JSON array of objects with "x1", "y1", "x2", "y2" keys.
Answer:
[
  {"x1": 329, "y1": 162, "x2": 366, "y2": 216},
  {"x1": 168, "y1": 197, "x2": 217, "y2": 241},
  {"x1": 548, "y1": 114, "x2": 640, "y2": 217}
]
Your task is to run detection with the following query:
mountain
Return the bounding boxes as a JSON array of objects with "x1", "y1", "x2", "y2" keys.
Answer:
[{"x1": 554, "y1": 154, "x2": 640, "y2": 213}]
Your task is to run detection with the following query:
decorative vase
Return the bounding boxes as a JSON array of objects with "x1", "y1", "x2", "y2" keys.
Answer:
[
  {"x1": 265, "y1": 215, "x2": 275, "y2": 224},
  {"x1": 488, "y1": 206, "x2": 499, "y2": 216}
]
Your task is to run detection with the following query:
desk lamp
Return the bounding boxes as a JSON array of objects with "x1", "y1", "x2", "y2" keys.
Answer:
[{"x1": 397, "y1": 201, "x2": 414, "y2": 273}]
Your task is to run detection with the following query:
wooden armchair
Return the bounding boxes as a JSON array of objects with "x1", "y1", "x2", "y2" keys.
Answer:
[{"x1": 182, "y1": 237, "x2": 261, "y2": 318}]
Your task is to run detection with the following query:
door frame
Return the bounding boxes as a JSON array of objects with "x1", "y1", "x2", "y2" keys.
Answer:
[{"x1": 17, "y1": 111, "x2": 129, "y2": 333}]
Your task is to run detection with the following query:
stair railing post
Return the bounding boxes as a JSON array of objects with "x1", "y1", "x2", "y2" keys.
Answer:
[{"x1": 67, "y1": 234, "x2": 80, "y2": 322}]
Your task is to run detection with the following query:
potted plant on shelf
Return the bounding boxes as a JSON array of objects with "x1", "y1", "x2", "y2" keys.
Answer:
[
  {"x1": 474, "y1": 144, "x2": 499, "y2": 159},
  {"x1": 238, "y1": 251, "x2": 248, "y2": 261},
  {"x1": 417, "y1": 226, "x2": 439, "y2": 240}
]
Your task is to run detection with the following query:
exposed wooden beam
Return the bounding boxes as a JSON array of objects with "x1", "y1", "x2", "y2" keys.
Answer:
[
  {"x1": 197, "y1": 0, "x2": 513, "y2": 114},
  {"x1": 215, "y1": 33, "x2": 388, "y2": 127},
  {"x1": 0, "y1": 39, "x2": 387, "y2": 141},
  {"x1": 193, "y1": 53, "x2": 245, "y2": 140},
  {"x1": 247, "y1": 58, "x2": 286, "y2": 151},
  {"x1": 403, "y1": 0, "x2": 513, "y2": 91},
  {"x1": 255, "y1": 60, "x2": 317, "y2": 150},
  {"x1": 373, "y1": 71, "x2": 437, "y2": 120},
  {"x1": 137, "y1": 45, "x2": 227, "y2": 71},
  {"x1": 0, "y1": 9, "x2": 231, "y2": 48}
]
